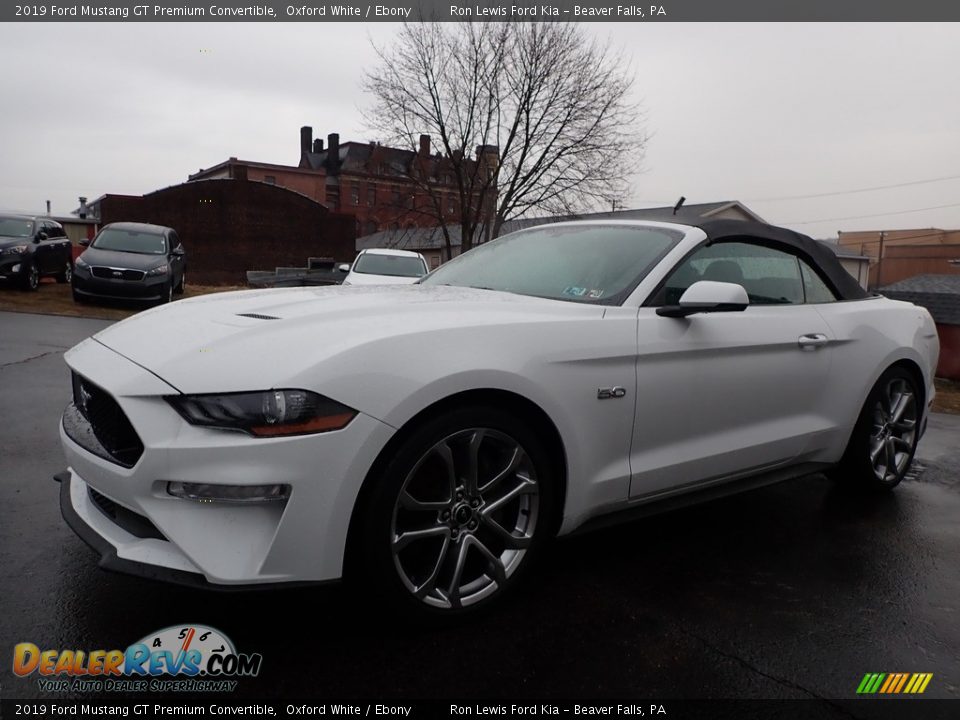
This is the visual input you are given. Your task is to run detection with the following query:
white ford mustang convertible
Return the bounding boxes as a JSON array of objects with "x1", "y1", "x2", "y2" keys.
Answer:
[{"x1": 57, "y1": 219, "x2": 939, "y2": 616}]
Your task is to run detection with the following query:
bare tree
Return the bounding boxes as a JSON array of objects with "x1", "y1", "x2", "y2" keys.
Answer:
[{"x1": 363, "y1": 22, "x2": 645, "y2": 257}]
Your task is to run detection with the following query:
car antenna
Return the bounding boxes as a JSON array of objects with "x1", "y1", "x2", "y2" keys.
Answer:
[{"x1": 672, "y1": 196, "x2": 686, "y2": 215}]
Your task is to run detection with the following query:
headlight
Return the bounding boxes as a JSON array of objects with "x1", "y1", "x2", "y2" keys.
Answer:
[
  {"x1": 75, "y1": 257, "x2": 90, "y2": 270},
  {"x1": 146, "y1": 264, "x2": 169, "y2": 276},
  {"x1": 2, "y1": 244, "x2": 28, "y2": 255},
  {"x1": 166, "y1": 389, "x2": 357, "y2": 437}
]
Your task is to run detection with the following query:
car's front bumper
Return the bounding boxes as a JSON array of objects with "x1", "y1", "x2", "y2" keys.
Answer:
[
  {"x1": 0, "y1": 253, "x2": 30, "y2": 281},
  {"x1": 58, "y1": 337, "x2": 396, "y2": 587},
  {"x1": 72, "y1": 270, "x2": 168, "y2": 300}
]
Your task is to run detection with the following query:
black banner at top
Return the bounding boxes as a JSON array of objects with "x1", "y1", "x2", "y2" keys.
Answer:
[{"x1": 4, "y1": 0, "x2": 960, "y2": 22}]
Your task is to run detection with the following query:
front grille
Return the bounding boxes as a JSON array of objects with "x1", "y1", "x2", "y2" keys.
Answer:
[
  {"x1": 88, "y1": 487, "x2": 165, "y2": 540},
  {"x1": 71, "y1": 372, "x2": 144, "y2": 467},
  {"x1": 91, "y1": 266, "x2": 146, "y2": 281}
]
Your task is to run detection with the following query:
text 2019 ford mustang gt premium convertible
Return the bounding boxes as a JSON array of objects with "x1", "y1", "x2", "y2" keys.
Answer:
[{"x1": 56, "y1": 220, "x2": 939, "y2": 617}]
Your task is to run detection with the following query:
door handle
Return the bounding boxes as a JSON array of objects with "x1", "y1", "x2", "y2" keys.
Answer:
[{"x1": 798, "y1": 333, "x2": 829, "y2": 349}]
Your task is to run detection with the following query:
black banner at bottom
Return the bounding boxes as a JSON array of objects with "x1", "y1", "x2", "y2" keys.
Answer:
[{"x1": 2, "y1": 699, "x2": 959, "y2": 720}]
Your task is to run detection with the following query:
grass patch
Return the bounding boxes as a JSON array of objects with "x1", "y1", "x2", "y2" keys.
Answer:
[
  {"x1": 0, "y1": 280, "x2": 245, "y2": 321},
  {"x1": 933, "y1": 378, "x2": 960, "y2": 415}
]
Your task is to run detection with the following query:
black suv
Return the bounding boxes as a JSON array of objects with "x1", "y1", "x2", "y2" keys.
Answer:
[
  {"x1": 0, "y1": 214, "x2": 74, "y2": 290},
  {"x1": 73, "y1": 222, "x2": 186, "y2": 304}
]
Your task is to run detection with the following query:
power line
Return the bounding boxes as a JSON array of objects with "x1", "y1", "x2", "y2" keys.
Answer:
[
  {"x1": 747, "y1": 173, "x2": 960, "y2": 202},
  {"x1": 782, "y1": 202, "x2": 960, "y2": 226}
]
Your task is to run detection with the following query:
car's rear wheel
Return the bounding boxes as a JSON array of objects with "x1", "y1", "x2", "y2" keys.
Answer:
[
  {"x1": 833, "y1": 367, "x2": 920, "y2": 490},
  {"x1": 22, "y1": 262, "x2": 39, "y2": 291},
  {"x1": 354, "y1": 406, "x2": 556, "y2": 619},
  {"x1": 56, "y1": 259, "x2": 73, "y2": 284}
]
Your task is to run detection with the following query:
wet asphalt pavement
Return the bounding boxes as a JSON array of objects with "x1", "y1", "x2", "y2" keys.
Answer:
[{"x1": 1, "y1": 310, "x2": 958, "y2": 708}]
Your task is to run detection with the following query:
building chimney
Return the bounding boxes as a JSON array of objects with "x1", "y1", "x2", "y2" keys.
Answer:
[
  {"x1": 326, "y1": 133, "x2": 340, "y2": 174},
  {"x1": 419, "y1": 134, "x2": 430, "y2": 156},
  {"x1": 313, "y1": 138, "x2": 324, "y2": 153},
  {"x1": 78, "y1": 196, "x2": 88, "y2": 219},
  {"x1": 300, "y1": 126, "x2": 313, "y2": 156}
]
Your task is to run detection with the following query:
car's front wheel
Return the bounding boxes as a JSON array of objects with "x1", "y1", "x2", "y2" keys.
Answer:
[
  {"x1": 22, "y1": 262, "x2": 39, "y2": 291},
  {"x1": 56, "y1": 259, "x2": 73, "y2": 284},
  {"x1": 833, "y1": 366, "x2": 920, "y2": 490},
  {"x1": 354, "y1": 406, "x2": 556, "y2": 619}
]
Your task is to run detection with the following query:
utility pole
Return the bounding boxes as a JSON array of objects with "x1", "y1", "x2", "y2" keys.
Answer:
[{"x1": 876, "y1": 231, "x2": 886, "y2": 289}]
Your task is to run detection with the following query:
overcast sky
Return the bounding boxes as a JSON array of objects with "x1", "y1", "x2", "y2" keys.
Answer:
[{"x1": 1, "y1": 22, "x2": 958, "y2": 239}]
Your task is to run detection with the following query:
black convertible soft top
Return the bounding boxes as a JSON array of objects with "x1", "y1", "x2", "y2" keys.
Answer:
[{"x1": 694, "y1": 219, "x2": 869, "y2": 301}]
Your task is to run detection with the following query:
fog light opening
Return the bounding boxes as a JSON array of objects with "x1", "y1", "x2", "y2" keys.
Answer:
[{"x1": 167, "y1": 481, "x2": 290, "y2": 503}]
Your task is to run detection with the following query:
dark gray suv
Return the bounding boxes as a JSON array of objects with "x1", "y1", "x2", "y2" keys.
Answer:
[{"x1": 0, "y1": 214, "x2": 74, "y2": 290}]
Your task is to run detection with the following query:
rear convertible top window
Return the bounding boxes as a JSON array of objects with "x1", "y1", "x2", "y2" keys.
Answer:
[{"x1": 421, "y1": 225, "x2": 682, "y2": 305}]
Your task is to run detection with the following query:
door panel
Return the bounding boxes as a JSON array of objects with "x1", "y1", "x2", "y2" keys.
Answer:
[{"x1": 629, "y1": 305, "x2": 833, "y2": 499}]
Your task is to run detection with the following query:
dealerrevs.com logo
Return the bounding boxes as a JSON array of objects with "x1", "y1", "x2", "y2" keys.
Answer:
[{"x1": 13, "y1": 624, "x2": 262, "y2": 693}]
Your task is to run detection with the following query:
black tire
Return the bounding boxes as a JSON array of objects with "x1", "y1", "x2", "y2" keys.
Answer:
[
  {"x1": 352, "y1": 405, "x2": 557, "y2": 620},
  {"x1": 72, "y1": 289, "x2": 86, "y2": 304},
  {"x1": 158, "y1": 282, "x2": 174, "y2": 305},
  {"x1": 830, "y1": 366, "x2": 920, "y2": 491},
  {"x1": 56, "y1": 259, "x2": 73, "y2": 284},
  {"x1": 22, "y1": 262, "x2": 39, "y2": 291},
  {"x1": 175, "y1": 271, "x2": 186, "y2": 295}
]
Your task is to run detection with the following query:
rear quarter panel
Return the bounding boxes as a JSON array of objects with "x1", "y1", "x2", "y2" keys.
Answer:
[{"x1": 813, "y1": 296, "x2": 939, "y2": 461}]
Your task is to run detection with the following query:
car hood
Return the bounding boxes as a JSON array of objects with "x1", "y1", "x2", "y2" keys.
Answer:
[
  {"x1": 90, "y1": 284, "x2": 602, "y2": 395},
  {"x1": 79, "y1": 247, "x2": 167, "y2": 270}
]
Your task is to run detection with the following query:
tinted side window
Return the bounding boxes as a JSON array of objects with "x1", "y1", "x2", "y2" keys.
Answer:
[
  {"x1": 800, "y1": 259, "x2": 838, "y2": 303},
  {"x1": 660, "y1": 241, "x2": 805, "y2": 306},
  {"x1": 169, "y1": 231, "x2": 181, "y2": 249}
]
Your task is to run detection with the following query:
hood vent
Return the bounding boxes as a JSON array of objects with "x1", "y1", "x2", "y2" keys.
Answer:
[{"x1": 236, "y1": 313, "x2": 281, "y2": 320}]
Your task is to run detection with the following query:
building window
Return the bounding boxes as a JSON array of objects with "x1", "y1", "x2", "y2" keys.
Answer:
[
  {"x1": 447, "y1": 194, "x2": 456, "y2": 215},
  {"x1": 264, "y1": 176, "x2": 276, "y2": 185},
  {"x1": 392, "y1": 190, "x2": 402, "y2": 207},
  {"x1": 367, "y1": 187, "x2": 376, "y2": 206},
  {"x1": 431, "y1": 255, "x2": 440, "y2": 269},
  {"x1": 351, "y1": 185, "x2": 360, "y2": 206}
]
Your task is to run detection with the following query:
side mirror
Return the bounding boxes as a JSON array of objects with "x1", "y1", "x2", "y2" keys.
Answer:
[
  {"x1": 338, "y1": 263, "x2": 350, "y2": 273},
  {"x1": 35, "y1": 231, "x2": 48, "y2": 242},
  {"x1": 172, "y1": 245, "x2": 185, "y2": 256},
  {"x1": 656, "y1": 280, "x2": 749, "y2": 318},
  {"x1": 79, "y1": 238, "x2": 90, "y2": 247}
]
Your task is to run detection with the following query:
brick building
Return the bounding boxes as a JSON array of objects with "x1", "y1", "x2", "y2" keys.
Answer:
[
  {"x1": 188, "y1": 126, "x2": 497, "y2": 239},
  {"x1": 838, "y1": 228, "x2": 960, "y2": 289},
  {"x1": 98, "y1": 179, "x2": 355, "y2": 285},
  {"x1": 297, "y1": 126, "x2": 496, "y2": 237}
]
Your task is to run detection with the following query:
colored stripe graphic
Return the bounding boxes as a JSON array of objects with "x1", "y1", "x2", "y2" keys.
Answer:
[{"x1": 858, "y1": 672, "x2": 933, "y2": 694}]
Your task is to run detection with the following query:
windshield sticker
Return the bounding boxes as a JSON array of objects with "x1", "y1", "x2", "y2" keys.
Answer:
[{"x1": 563, "y1": 286, "x2": 587, "y2": 297}]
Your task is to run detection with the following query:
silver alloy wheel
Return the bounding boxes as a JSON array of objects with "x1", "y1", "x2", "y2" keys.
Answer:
[
  {"x1": 167, "y1": 283, "x2": 173, "y2": 303},
  {"x1": 869, "y1": 377, "x2": 917, "y2": 482},
  {"x1": 27, "y1": 264, "x2": 39, "y2": 289},
  {"x1": 64, "y1": 261, "x2": 72, "y2": 283},
  {"x1": 390, "y1": 428, "x2": 540, "y2": 609}
]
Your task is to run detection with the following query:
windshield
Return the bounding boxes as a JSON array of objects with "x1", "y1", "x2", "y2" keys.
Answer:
[
  {"x1": 353, "y1": 253, "x2": 426, "y2": 277},
  {"x1": 0, "y1": 217, "x2": 34, "y2": 238},
  {"x1": 92, "y1": 228, "x2": 167, "y2": 255},
  {"x1": 421, "y1": 224, "x2": 682, "y2": 304}
]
